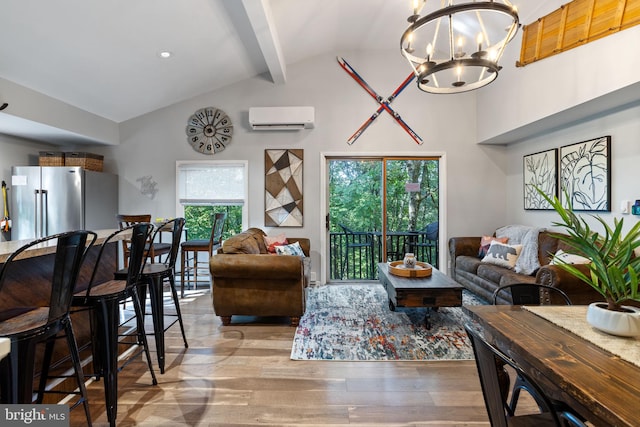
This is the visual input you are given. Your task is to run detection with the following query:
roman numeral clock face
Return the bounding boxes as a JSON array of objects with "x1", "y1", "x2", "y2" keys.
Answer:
[{"x1": 185, "y1": 107, "x2": 233, "y2": 155}]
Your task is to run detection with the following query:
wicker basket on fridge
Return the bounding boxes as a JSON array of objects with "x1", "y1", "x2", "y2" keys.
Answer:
[
  {"x1": 64, "y1": 152, "x2": 104, "y2": 172},
  {"x1": 39, "y1": 151, "x2": 65, "y2": 166}
]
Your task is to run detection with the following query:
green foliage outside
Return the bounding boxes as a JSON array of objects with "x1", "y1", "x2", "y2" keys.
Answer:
[
  {"x1": 184, "y1": 205, "x2": 242, "y2": 241},
  {"x1": 329, "y1": 159, "x2": 439, "y2": 233}
]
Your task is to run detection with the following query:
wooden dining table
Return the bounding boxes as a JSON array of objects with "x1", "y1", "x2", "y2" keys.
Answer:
[{"x1": 464, "y1": 304, "x2": 640, "y2": 427}]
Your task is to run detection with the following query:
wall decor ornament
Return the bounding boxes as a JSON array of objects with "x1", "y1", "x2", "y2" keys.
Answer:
[
  {"x1": 265, "y1": 149, "x2": 303, "y2": 227},
  {"x1": 136, "y1": 175, "x2": 158, "y2": 199},
  {"x1": 560, "y1": 136, "x2": 611, "y2": 212},
  {"x1": 523, "y1": 148, "x2": 557, "y2": 210}
]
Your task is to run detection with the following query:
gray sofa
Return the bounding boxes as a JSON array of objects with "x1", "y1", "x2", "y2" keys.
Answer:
[{"x1": 449, "y1": 230, "x2": 601, "y2": 304}]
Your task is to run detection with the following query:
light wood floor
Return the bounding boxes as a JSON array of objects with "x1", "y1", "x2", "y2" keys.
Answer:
[{"x1": 69, "y1": 287, "x2": 491, "y2": 426}]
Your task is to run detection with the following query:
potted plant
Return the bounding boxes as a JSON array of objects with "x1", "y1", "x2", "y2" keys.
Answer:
[{"x1": 539, "y1": 188, "x2": 640, "y2": 336}]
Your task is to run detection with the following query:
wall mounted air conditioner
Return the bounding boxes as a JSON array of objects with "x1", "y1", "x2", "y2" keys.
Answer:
[{"x1": 249, "y1": 106, "x2": 315, "y2": 130}]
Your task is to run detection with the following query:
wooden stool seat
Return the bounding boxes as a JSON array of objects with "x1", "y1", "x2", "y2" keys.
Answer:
[{"x1": 180, "y1": 239, "x2": 208, "y2": 251}]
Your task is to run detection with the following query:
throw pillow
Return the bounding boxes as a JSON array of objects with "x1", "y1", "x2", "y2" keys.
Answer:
[
  {"x1": 274, "y1": 241, "x2": 305, "y2": 257},
  {"x1": 264, "y1": 233, "x2": 288, "y2": 253},
  {"x1": 481, "y1": 241, "x2": 523, "y2": 269},
  {"x1": 479, "y1": 235, "x2": 509, "y2": 257},
  {"x1": 550, "y1": 249, "x2": 591, "y2": 265}
]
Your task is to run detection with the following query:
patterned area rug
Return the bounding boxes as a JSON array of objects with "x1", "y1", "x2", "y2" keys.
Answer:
[{"x1": 290, "y1": 283, "x2": 486, "y2": 361}]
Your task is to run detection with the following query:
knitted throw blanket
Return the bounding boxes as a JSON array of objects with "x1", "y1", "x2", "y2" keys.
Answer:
[{"x1": 496, "y1": 225, "x2": 545, "y2": 275}]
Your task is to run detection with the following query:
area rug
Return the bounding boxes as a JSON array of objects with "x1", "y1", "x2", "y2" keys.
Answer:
[{"x1": 290, "y1": 283, "x2": 486, "y2": 361}]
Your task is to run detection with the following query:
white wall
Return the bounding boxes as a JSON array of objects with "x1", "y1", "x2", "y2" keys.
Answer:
[
  {"x1": 106, "y1": 50, "x2": 509, "y2": 281},
  {"x1": 0, "y1": 77, "x2": 120, "y2": 145},
  {"x1": 477, "y1": 25, "x2": 640, "y2": 145},
  {"x1": 504, "y1": 103, "x2": 640, "y2": 232}
]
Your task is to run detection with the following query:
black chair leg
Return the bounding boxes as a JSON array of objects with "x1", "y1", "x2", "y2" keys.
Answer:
[
  {"x1": 36, "y1": 338, "x2": 56, "y2": 403},
  {"x1": 147, "y1": 277, "x2": 166, "y2": 374},
  {"x1": 64, "y1": 319, "x2": 93, "y2": 426},
  {"x1": 130, "y1": 286, "x2": 158, "y2": 385},
  {"x1": 15, "y1": 339, "x2": 37, "y2": 404},
  {"x1": 180, "y1": 250, "x2": 186, "y2": 298},
  {"x1": 97, "y1": 300, "x2": 120, "y2": 427},
  {"x1": 0, "y1": 344, "x2": 20, "y2": 403},
  {"x1": 168, "y1": 275, "x2": 188, "y2": 348}
]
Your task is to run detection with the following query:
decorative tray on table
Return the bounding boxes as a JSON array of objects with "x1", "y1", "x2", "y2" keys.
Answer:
[{"x1": 388, "y1": 261, "x2": 433, "y2": 278}]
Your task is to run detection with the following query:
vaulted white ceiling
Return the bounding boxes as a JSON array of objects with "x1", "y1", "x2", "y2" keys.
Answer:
[{"x1": 0, "y1": 0, "x2": 564, "y2": 124}]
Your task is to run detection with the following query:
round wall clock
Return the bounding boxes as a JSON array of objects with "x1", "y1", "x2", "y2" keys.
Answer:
[{"x1": 185, "y1": 107, "x2": 233, "y2": 155}]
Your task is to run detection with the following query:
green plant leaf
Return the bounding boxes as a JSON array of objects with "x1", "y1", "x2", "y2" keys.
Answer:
[{"x1": 536, "y1": 186, "x2": 640, "y2": 308}]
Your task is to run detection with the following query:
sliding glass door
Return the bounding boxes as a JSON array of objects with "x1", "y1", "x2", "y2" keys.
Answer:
[
  {"x1": 327, "y1": 156, "x2": 439, "y2": 281},
  {"x1": 384, "y1": 158, "x2": 439, "y2": 267}
]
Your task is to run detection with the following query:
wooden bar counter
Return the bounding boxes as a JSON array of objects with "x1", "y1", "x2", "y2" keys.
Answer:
[{"x1": 0, "y1": 229, "x2": 124, "y2": 380}]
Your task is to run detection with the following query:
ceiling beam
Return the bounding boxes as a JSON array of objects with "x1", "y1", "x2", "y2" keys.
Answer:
[{"x1": 239, "y1": 0, "x2": 287, "y2": 85}]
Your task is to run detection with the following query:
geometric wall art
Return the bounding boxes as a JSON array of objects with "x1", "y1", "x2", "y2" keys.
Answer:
[
  {"x1": 523, "y1": 148, "x2": 557, "y2": 210},
  {"x1": 559, "y1": 136, "x2": 611, "y2": 212},
  {"x1": 265, "y1": 149, "x2": 303, "y2": 227}
]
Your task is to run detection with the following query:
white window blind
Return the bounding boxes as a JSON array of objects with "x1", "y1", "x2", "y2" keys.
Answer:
[{"x1": 177, "y1": 162, "x2": 245, "y2": 205}]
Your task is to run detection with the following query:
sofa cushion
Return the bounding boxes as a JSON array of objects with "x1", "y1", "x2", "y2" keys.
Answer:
[
  {"x1": 265, "y1": 233, "x2": 288, "y2": 253},
  {"x1": 275, "y1": 241, "x2": 305, "y2": 257},
  {"x1": 550, "y1": 249, "x2": 591, "y2": 265},
  {"x1": 499, "y1": 270, "x2": 537, "y2": 286},
  {"x1": 479, "y1": 235, "x2": 509, "y2": 257},
  {"x1": 456, "y1": 255, "x2": 482, "y2": 275},
  {"x1": 477, "y1": 263, "x2": 509, "y2": 284},
  {"x1": 481, "y1": 241, "x2": 523, "y2": 269}
]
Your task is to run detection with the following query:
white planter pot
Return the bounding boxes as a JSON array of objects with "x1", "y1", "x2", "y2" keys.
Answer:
[{"x1": 586, "y1": 302, "x2": 640, "y2": 337}]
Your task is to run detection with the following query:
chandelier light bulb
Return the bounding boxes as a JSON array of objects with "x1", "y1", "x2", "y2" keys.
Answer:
[
  {"x1": 477, "y1": 33, "x2": 483, "y2": 52},
  {"x1": 452, "y1": 64, "x2": 465, "y2": 87},
  {"x1": 456, "y1": 36, "x2": 465, "y2": 58},
  {"x1": 406, "y1": 32, "x2": 415, "y2": 53}
]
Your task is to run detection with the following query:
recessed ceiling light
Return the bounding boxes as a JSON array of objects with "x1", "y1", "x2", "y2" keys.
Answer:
[{"x1": 158, "y1": 51, "x2": 172, "y2": 59}]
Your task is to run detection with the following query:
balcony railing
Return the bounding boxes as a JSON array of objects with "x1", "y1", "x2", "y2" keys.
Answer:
[{"x1": 329, "y1": 231, "x2": 439, "y2": 281}]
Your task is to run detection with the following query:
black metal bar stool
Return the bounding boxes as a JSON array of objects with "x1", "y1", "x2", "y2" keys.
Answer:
[
  {"x1": 0, "y1": 230, "x2": 96, "y2": 425},
  {"x1": 72, "y1": 223, "x2": 157, "y2": 427},
  {"x1": 133, "y1": 218, "x2": 189, "y2": 373}
]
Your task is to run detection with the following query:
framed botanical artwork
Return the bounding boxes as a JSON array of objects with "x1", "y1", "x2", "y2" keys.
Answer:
[
  {"x1": 523, "y1": 148, "x2": 557, "y2": 210},
  {"x1": 265, "y1": 149, "x2": 304, "y2": 227},
  {"x1": 559, "y1": 136, "x2": 611, "y2": 212}
]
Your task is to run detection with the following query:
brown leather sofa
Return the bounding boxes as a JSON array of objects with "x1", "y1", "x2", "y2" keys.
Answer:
[
  {"x1": 209, "y1": 228, "x2": 310, "y2": 326},
  {"x1": 449, "y1": 231, "x2": 600, "y2": 304}
]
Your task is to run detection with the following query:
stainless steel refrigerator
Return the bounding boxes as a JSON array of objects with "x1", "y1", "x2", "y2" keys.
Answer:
[{"x1": 10, "y1": 166, "x2": 119, "y2": 240}]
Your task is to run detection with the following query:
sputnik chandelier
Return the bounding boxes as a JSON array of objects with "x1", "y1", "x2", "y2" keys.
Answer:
[{"x1": 401, "y1": 0, "x2": 520, "y2": 94}]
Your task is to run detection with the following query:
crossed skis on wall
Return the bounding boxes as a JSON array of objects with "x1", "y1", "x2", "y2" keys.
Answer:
[{"x1": 337, "y1": 57, "x2": 423, "y2": 145}]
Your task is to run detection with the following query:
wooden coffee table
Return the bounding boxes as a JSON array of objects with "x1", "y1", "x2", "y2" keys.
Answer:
[{"x1": 377, "y1": 262, "x2": 463, "y2": 328}]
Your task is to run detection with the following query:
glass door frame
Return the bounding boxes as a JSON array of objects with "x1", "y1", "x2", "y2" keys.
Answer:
[{"x1": 319, "y1": 151, "x2": 447, "y2": 285}]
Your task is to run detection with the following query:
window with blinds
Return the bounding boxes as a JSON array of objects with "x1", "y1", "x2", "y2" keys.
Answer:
[
  {"x1": 177, "y1": 161, "x2": 246, "y2": 206},
  {"x1": 176, "y1": 161, "x2": 248, "y2": 239}
]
